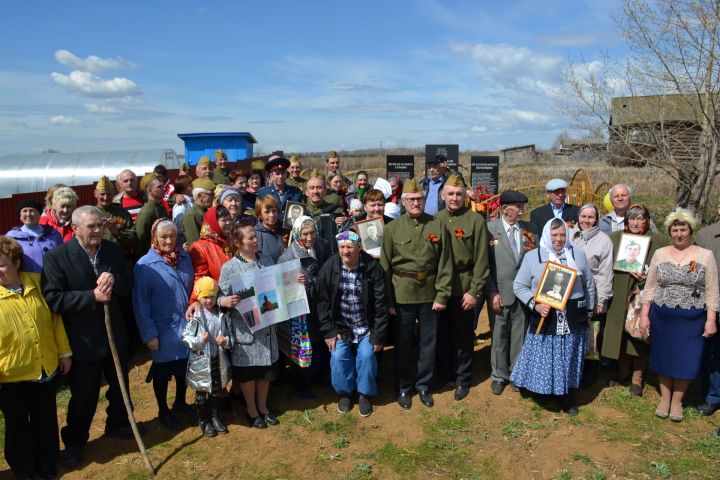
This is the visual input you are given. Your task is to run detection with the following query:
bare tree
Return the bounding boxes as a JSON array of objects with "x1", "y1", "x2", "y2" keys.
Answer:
[{"x1": 560, "y1": 0, "x2": 720, "y2": 217}]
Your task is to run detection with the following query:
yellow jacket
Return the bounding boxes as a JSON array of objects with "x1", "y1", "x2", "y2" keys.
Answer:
[{"x1": 0, "y1": 271, "x2": 71, "y2": 383}]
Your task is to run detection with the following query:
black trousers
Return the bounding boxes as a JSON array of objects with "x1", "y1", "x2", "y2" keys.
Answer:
[
  {"x1": 436, "y1": 296, "x2": 475, "y2": 388},
  {"x1": 151, "y1": 358, "x2": 188, "y2": 414},
  {"x1": 394, "y1": 303, "x2": 437, "y2": 394},
  {"x1": 0, "y1": 376, "x2": 59, "y2": 477},
  {"x1": 61, "y1": 350, "x2": 131, "y2": 447}
]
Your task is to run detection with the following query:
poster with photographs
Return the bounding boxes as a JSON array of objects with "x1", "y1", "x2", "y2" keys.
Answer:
[
  {"x1": 283, "y1": 202, "x2": 305, "y2": 230},
  {"x1": 614, "y1": 233, "x2": 651, "y2": 273},
  {"x1": 355, "y1": 217, "x2": 385, "y2": 258},
  {"x1": 386, "y1": 155, "x2": 415, "y2": 181},
  {"x1": 534, "y1": 261, "x2": 577, "y2": 310}
]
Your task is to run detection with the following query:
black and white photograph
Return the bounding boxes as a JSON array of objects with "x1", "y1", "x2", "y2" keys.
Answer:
[
  {"x1": 355, "y1": 217, "x2": 384, "y2": 257},
  {"x1": 534, "y1": 261, "x2": 577, "y2": 310},
  {"x1": 283, "y1": 201, "x2": 306, "y2": 229}
]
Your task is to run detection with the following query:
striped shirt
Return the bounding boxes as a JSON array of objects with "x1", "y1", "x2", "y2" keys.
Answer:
[{"x1": 339, "y1": 259, "x2": 367, "y2": 343}]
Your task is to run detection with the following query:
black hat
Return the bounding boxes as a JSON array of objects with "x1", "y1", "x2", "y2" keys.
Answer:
[
  {"x1": 16, "y1": 199, "x2": 43, "y2": 215},
  {"x1": 499, "y1": 190, "x2": 529, "y2": 205},
  {"x1": 265, "y1": 155, "x2": 290, "y2": 172},
  {"x1": 427, "y1": 153, "x2": 447, "y2": 165}
]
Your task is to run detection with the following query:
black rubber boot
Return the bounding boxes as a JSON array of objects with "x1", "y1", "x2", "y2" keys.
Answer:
[
  {"x1": 210, "y1": 396, "x2": 229, "y2": 434},
  {"x1": 198, "y1": 399, "x2": 217, "y2": 437}
]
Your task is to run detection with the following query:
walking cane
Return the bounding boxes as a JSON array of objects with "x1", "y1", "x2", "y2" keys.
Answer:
[{"x1": 103, "y1": 303, "x2": 155, "y2": 477}]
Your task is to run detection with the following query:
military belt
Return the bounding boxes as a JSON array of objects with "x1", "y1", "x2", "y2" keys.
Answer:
[{"x1": 392, "y1": 269, "x2": 436, "y2": 281}]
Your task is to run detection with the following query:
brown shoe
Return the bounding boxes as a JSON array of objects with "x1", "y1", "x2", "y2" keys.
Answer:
[{"x1": 629, "y1": 383, "x2": 643, "y2": 397}]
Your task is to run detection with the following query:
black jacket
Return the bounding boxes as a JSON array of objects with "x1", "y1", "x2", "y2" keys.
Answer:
[
  {"x1": 529, "y1": 203, "x2": 581, "y2": 234},
  {"x1": 41, "y1": 238, "x2": 131, "y2": 362},
  {"x1": 317, "y1": 251, "x2": 389, "y2": 345}
]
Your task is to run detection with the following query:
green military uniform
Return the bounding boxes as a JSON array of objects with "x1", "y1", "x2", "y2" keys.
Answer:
[
  {"x1": 433, "y1": 174, "x2": 490, "y2": 391},
  {"x1": 614, "y1": 258, "x2": 642, "y2": 273},
  {"x1": 436, "y1": 205, "x2": 489, "y2": 298},
  {"x1": 286, "y1": 176, "x2": 307, "y2": 190},
  {"x1": 183, "y1": 204, "x2": 208, "y2": 247},
  {"x1": 380, "y1": 211, "x2": 453, "y2": 307},
  {"x1": 324, "y1": 192, "x2": 344, "y2": 208},
  {"x1": 135, "y1": 199, "x2": 168, "y2": 255},
  {"x1": 212, "y1": 168, "x2": 231, "y2": 186},
  {"x1": 97, "y1": 203, "x2": 136, "y2": 252}
]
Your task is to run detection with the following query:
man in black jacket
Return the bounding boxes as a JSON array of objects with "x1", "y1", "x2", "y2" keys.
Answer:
[
  {"x1": 317, "y1": 230, "x2": 389, "y2": 417},
  {"x1": 529, "y1": 178, "x2": 580, "y2": 233},
  {"x1": 41, "y1": 206, "x2": 137, "y2": 469}
]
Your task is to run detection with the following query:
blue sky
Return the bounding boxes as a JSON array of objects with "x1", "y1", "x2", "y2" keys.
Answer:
[{"x1": 0, "y1": 0, "x2": 623, "y2": 157}]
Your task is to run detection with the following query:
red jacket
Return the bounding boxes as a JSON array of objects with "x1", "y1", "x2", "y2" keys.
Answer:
[
  {"x1": 40, "y1": 211, "x2": 74, "y2": 243},
  {"x1": 188, "y1": 238, "x2": 231, "y2": 303}
]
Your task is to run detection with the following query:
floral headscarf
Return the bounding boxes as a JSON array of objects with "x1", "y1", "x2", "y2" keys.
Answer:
[
  {"x1": 291, "y1": 215, "x2": 317, "y2": 259},
  {"x1": 151, "y1": 218, "x2": 180, "y2": 268}
]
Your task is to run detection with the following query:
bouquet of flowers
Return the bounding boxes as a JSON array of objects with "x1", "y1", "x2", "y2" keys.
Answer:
[{"x1": 472, "y1": 185, "x2": 500, "y2": 218}]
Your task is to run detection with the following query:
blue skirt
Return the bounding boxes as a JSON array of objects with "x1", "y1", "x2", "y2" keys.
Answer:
[
  {"x1": 649, "y1": 304, "x2": 706, "y2": 379},
  {"x1": 510, "y1": 328, "x2": 586, "y2": 395}
]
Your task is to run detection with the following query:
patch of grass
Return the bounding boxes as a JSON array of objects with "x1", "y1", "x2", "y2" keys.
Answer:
[
  {"x1": 501, "y1": 419, "x2": 527, "y2": 439},
  {"x1": 333, "y1": 436, "x2": 350, "y2": 449},
  {"x1": 124, "y1": 471, "x2": 153, "y2": 480},
  {"x1": 353, "y1": 463, "x2": 372, "y2": 475},
  {"x1": 570, "y1": 451, "x2": 591, "y2": 465},
  {"x1": 649, "y1": 461, "x2": 671, "y2": 478},
  {"x1": 605, "y1": 389, "x2": 651, "y2": 421},
  {"x1": 588, "y1": 472, "x2": 607, "y2": 480},
  {"x1": 375, "y1": 437, "x2": 478, "y2": 478},
  {"x1": 317, "y1": 452, "x2": 345, "y2": 462},
  {"x1": 554, "y1": 471, "x2": 573, "y2": 480}
]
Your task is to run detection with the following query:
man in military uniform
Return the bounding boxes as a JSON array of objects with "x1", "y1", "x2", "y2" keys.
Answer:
[
  {"x1": 94, "y1": 176, "x2": 136, "y2": 256},
  {"x1": 195, "y1": 155, "x2": 213, "y2": 179},
  {"x1": 325, "y1": 150, "x2": 352, "y2": 187},
  {"x1": 435, "y1": 174, "x2": 489, "y2": 400},
  {"x1": 304, "y1": 170, "x2": 346, "y2": 245},
  {"x1": 614, "y1": 239, "x2": 643, "y2": 272},
  {"x1": 286, "y1": 155, "x2": 307, "y2": 190},
  {"x1": 380, "y1": 178, "x2": 453, "y2": 409},
  {"x1": 135, "y1": 173, "x2": 169, "y2": 255},
  {"x1": 257, "y1": 155, "x2": 303, "y2": 218},
  {"x1": 183, "y1": 177, "x2": 215, "y2": 247},
  {"x1": 212, "y1": 149, "x2": 231, "y2": 185}
]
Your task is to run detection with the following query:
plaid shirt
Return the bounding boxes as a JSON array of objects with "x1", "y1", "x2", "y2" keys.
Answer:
[{"x1": 339, "y1": 258, "x2": 367, "y2": 343}]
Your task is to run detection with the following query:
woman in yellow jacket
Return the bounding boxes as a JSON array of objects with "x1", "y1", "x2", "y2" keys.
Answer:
[{"x1": 0, "y1": 236, "x2": 72, "y2": 480}]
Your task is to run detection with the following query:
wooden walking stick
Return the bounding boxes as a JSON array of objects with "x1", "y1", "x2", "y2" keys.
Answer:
[
  {"x1": 103, "y1": 303, "x2": 155, "y2": 477},
  {"x1": 536, "y1": 314, "x2": 547, "y2": 334}
]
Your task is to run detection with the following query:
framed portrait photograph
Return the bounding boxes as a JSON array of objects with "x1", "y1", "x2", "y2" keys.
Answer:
[
  {"x1": 614, "y1": 233, "x2": 651, "y2": 273},
  {"x1": 534, "y1": 261, "x2": 578, "y2": 311},
  {"x1": 355, "y1": 217, "x2": 385, "y2": 257},
  {"x1": 283, "y1": 201, "x2": 306, "y2": 230}
]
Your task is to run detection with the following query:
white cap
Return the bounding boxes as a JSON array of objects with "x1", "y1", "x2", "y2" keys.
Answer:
[
  {"x1": 374, "y1": 177, "x2": 392, "y2": 199},
  {"x1": 545, "y1": 178, "x2": 568, "y2": 191}
]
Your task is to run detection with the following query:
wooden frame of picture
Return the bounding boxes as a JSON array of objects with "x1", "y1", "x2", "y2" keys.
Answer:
[
  {"x1": 533, "y1": 260, "x2": 578, "y2": 311},
  {"x1": 354, "y1": 217, "x2": 385, "y2": 258}
]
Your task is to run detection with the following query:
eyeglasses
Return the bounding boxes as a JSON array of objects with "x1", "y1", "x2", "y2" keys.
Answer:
[{"x1": 404, "y1": 197, "x2": 424, "y2": 204}]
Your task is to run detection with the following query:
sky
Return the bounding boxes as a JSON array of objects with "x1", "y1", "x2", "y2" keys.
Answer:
[{"x1": 0, "y1": 0, "x2": 625, "y2": 157}]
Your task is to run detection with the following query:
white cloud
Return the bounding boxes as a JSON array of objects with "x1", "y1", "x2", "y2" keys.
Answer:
[
  {"x1": 51, "y1": 71, "x2": 140, "y2": 98},
  {"x1": 450, "y1": 42, "x2": 563, "y2": 78},
  {"x1": 49, "y1": 115, "x2": 81, "y2": 126},
  {"x1": 54, "y1": 49, "x2": 137, "y2": 72},
  {"x1": 508, "y1": 109, "x2": 551, "y2": 123},
  {"x1": 471, "y1": 125, "x2": 488, "y2": 133},
  {"x1": 84, "y1": 103, "x2": 120, "y2": 115}
]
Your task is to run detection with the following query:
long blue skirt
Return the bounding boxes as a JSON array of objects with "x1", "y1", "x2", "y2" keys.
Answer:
[
  {"x1": 649, "y1": 304, "x2": 706, "y2": 380},
  {"x1": 510, "y1": 328, "x2": 586, "y2": 395}
]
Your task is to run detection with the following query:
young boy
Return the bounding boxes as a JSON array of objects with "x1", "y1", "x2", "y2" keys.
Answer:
[{"x1": 183, "y1": 277, "x2": 232, "y2": 437}]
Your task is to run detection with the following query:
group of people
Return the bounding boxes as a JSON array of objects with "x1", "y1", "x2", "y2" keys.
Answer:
[{"x1": 1, "y1": 149, "x2": 719, "y2": 479}]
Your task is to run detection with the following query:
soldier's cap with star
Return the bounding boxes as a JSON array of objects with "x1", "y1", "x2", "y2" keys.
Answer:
[
  {"x1": 444, "y1": 174, "x2": 467, "y2": 188},
  {"x1": 140, "y1": 173, "x2": 158, "y2": 191},
  {"x1": 306, "y1": 168, "x2": 325, "y2": 181},
  {"x1": 214, "y1": 149, "x2": 226, "y2": 161},
  {"x1": 499, "y1": 190, "x2": 529, "y2": 205},
  {"x1": 327, "y1": 150, "x2": 338, "y2": 159},
  {"x1": 250, "y1": 159, "x2": 266, "y2": 171},
  {"x1": 402, "y1": 178, "x2": 422, "y2": 194},
  {"x1": 191, "y1": 177, "x2": 215, "y2": 192},
  {"x1": 95, "y1": 175, "x2": 114, "y2": 192},
  {"x1": 198, "y1": 155, "x2": 212, "y2": 167}
]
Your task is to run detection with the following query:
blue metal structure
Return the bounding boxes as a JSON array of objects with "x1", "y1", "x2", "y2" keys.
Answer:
[{"x1": 177, "y1": 132, "x2": 257, "y2": 165}]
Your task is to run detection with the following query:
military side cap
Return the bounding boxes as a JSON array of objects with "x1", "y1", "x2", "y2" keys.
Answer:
[
  {"x1": 499, "y1": 190, "x2": 529, "y2": 205},
  {"x1": 445, "y1": 174, "x2": 467, "y2": 188},
  {"x1": 140, "y1": 173, "x2": 158, "y2": 191},
  {"x1": 214, "y1": 149, "x2": 226, "y2": 160},
  {"x1": 192, "y1": 177, "x2": 216, "y2": 191},
  {"x1": 289, "y1": 155, "x2": 299, "y2": 163},
  {"x1": 198, "y1": 155, "x2": 212, "y2": 167},
  {"x1": 403, "y1": 178, "x2": 422, "y2": 194},
  {"x1": 306, "y1": 168, "x2": 324, "y2": 180},
  {"x1": 250, "y1": 159, "x2": 266, "y2": 170},
  {"x1": 95, "y1": 175, "x2": 114, "y2": 192},
  {"x1": 266, "y1": 155, "x2": 290, "y2": 172},
  {"x1": 328, "y1": 150, "x2": 338, "y2": 158}
]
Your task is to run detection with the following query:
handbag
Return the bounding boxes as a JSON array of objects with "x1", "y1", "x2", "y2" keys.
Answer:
[{"x1": 625, "y1": 288, "x2": 650, "y2": 343}]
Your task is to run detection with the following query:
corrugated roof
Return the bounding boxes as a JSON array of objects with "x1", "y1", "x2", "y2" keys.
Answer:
[
  {"x1": 611, "y1": 93, "x2": 713, "y2": 125},
  {"x1": 177, "y1": 132, "x2": 258, "y2": 143}
]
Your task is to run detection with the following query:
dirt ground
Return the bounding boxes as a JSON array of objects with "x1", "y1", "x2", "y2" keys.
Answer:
[{"x1": 1, "y1": 311, "x2": 718, "y2": 480}]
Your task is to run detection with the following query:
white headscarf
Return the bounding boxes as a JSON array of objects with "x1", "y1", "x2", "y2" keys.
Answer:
[{"x1": 539, "y1": 218, "x2": 578, "y2": 270}]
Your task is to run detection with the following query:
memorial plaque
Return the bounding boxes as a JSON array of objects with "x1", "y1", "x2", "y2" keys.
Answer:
[
  {"x1": 470, "y1": 155, "x2": 500, "y2": 193},
  {"x1": 386, "y1": 155, "x2": 415, "y2": 180},
  {"x1": 425, "y1": 144, "x2": 459, "y2": 172}
]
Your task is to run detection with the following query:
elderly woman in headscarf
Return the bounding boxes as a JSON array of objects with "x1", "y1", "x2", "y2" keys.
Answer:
[
  {"x1": 189, "y1": 205, "x2": 233, "y2": 303},
  {"x1": 511, "y1": 218, "x2": 596, "y2": 415},
  {"x1": 346, "y1": 170, "x2": 370, "y2": 205},
  {"x1": 40, "y1": 186, "x2": 78, "y2": 242},
  {"x1": 569, "y1": 203, "x2": 614, "y2": 386},
  {"x1": 602, "y1": 204, "x2": 666, "y2": 396},
  {"x1": 277, "y1": 215, "x2": 331, "y2": 398},
  {"x1": 218, "y1": 187, "x2": 243, "y2": 222},
  {"x1": 133, "y1": 219, "x2": 195, "y2": 430}
]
